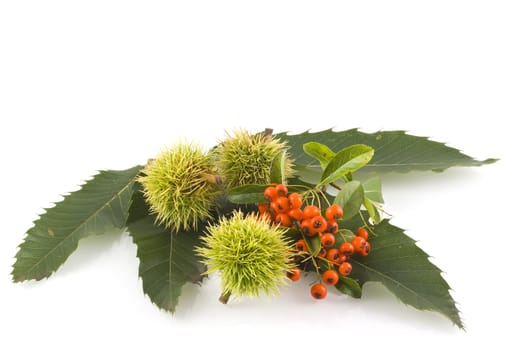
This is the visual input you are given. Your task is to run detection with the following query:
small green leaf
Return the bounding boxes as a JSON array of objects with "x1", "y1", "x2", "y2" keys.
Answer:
[
  {"x1": 292, "y1": 164, "x2": 322, "y2": 185},
  {"x1": 334, "y1": 181, "x2": 364, "y2": 221},
  {"x1": 335, "y1": 229, "x2": 355, "y2": 246},
  {"x1": 363, "y1": 177, "x2": 384, "y2": 203},
  {"x1": 363, "y1": 197, "x2": 381, "y2": 224},
  {"x1": 303, "y1": 142, "x2": 335, "y2": 169},
  {"x1": 320, "y1": 144, "x2": 374, "y2": 185},
  {"x1": 347, "y1": 218, "x2": 464, "y2": 328},
  {"x1": 270, "y1": 151, "x2": 286, "y2": 184},
  {"x1": 335, "y1": 276, "x2": 362, "y2": 298},
  {"x1": 277, "y1": 129, "x2": 496, "y2": 175},
  {"x1": 127, "y1": 191, "x2": 205, "y2": 313},
  {"x1": 12, "y1": 166, "x2": 142, "y2": 282},
  {"x1": 228, "y1": 184, "x2": 267, "y2": 204},
  {"x1": 304, "y1": 234, "x2": 321, "y2": 256}
]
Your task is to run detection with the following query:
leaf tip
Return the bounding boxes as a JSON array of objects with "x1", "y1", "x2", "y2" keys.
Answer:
[{"x1": 482, "y1": 157, "x2": 499, "y2": 165}]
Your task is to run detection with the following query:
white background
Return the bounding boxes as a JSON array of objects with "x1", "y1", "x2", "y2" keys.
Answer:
[{"x1": 1, "y1": 1, "x2": 522, "y2": 348}]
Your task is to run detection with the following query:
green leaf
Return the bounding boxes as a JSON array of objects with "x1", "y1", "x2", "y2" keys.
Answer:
[
  {"x1": 363, "y1": 197, "x2": 381, "y2": 224},
  {"x1": 333, "y1": 181, "x2": 364, "y2": 221},
  {"x1": 292, "y1": 164, "x2": 322, "y2": 185},
  {"x1": 304, "y1": 234, "x2": 321, "y2": 256},
  {"x1": 12, "y1": 166, "x2": 142, "y2": 282},
  {"x1": 277, "y1": 129, "x2": 497, "y2": 175},
  {"x1": 127, "y1": 190, "x2": 205, "y2": 313},
  {"x1": 348, "y1": 219, "x2": 463, "y2": 328},
  {"x1": 334, "y1": 229, "x2": 355, "y2": 246},
  {"x1": 363, "y1": 177, "x2": 384, "y2": 203},
  {"x1": 320, "y1": 144, "x2": 374, "y2": 185},
  {"x1": 303, "y1": 142, "x2": 335, "y2": 169},
  {"x1": 270, "y1": 151, "x2": 286, "y2": 184},
  {"x1": 335, "y1": 276, "x2": 362, "y2": 298},
  {"x1": 227, "y1": 184, "x2": 267, "y2": 204}
]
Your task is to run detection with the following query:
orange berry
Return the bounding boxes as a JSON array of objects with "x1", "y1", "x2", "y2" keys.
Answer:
[
  {"x1": 322, "y1": 270, "x2": 339, "y2": 285},
  {"x1": 303, "y1": 205, "x2": 320, "y2": 219},
  {"x1": 264, "y1": 186, "x2": 278, "y2": 201},
  {"x1": 326, "y1": 248, "x2": 340, "y2": 263},
  {"x1": 357, "y1": 227, "x2": 369, "y2": 240},
  {"x1": 318, "y1": 247, "x2": 327, "y2": 258},
  {"x1": 287, "y1": 267, "x2": 301, "y2": 282},
  {"x1": 339, "y1": 242, "x2": 354, "y2": 258},
  {"x1": 351, "y1": 236, "x2": 367, "y2": 254},
  {"x1": 359, "y1": 241, "x2": 371, "y2": 257},
  {"x1": 338, "y1": 262, "x2": 352, "y2": 276},
  {"x1": 301, "y1": 219, "x2": 316, "y2": 237},
  {"x1": 257, "y1": 212, "x2": 272, "y2": 222},
  {"x1": 320, "y1": 233, "x2": 335, "y2": 248},
  {"x1": 270, "y1": 197, "x2": 290, "y2": 214},
  {"x1": 310, "y1": 283, "x2": 327, "y2": 300},
  {"x1": 296, "y1": 239, "x2": 308, "y2": 252},
  {"x1": 258, "y1": 203, "x2": 269, "y2": 214},
  {"x1": 288, "y1": 208, "x2": 304, "y2": 221},
  {"x1": 275, "y1": 184, "x2": 289, "y2": 197},
  {"x1": 325, "y1": 204, "x2": 344, "y2": 220},
  {"x1": 288, "y1": 193, "x2": 303, "y2": 209},
  {"x1": 326, "y1": 220, "x2": 339, "y2": 234},
  {"x1": 275, "y1": 213, "x2": 292, "y2": 227},
  {"x1": 311, "y1": 216, "x2": 328, "y2": 233}
]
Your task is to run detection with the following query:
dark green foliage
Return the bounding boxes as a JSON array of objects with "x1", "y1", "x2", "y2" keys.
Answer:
[
  {"x1": 12, "y1": 166, "x2": 142, "y2": 282},
  {"x1": 278, "y1": 129, "x2": 496, "y2": 175},
  {"x1": 348, "y1": 218, "x2": 464, "y2": 328},
  {"x1": 127, "y1": 190, "x2": 205, "y2": 313}
]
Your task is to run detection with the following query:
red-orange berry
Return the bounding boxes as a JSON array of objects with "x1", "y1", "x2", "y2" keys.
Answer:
[
  {"x1": 301, "y1": 219, "x2": 316, "y2": 236},
  {"x1": 264, "y1": 186, "x2": 278, "y2": 201},
  {"x1": 326, "y1": 220, "x2": 339, "y2": 234},
  {"x1": 357, "y1": 227, "x2": 369, "y2": 240},
  {"x1": 322, "y1": 270, "x2": 339, "y2": 285},
  {"x1": 288, "y1": 192, "x2": 303, "y2": 209},
  {"x1": 287, "y1": 267, "x2": 301, "y2": 282},
  {"x1": 339, "y1": 242, "x2": 354, "y2": 258},
  {"x1": 272, "y1": 197, "x2": 290, "y2": 213},
  {"x1": 326, "y1": 248, "x2": 340, "y2": 263},
  {"x1": 258, "y1": 203, "x2": 269, "y2": 214},
  {"x1": 275, "y1": 213, "x2": 292, "y2": 227},
  {"x1": 258, "y1": 212, "x2": 272, "y2": 222},
  {"x1": 275, "y1": 184, "x2": 289, "y2": 197},
  {"x1": 310, "y1": 283, "x2": 327, "y2": 300},
  {"x1": 296, "y1": 239, "x2": 308, "y2": 253},
  {"x1": 311, "y1": 216, "x2": 328, "y2": 233},
  {"x1": 303, "y1": 205, "x2": 320, "y2": 219},
  {"x1": 320, "y1": 233, "x2": 335, "y2": 248},
  {"x1": 325, "y1": 204, "x2": 344, "y2": 221},
  {"x1": 269, "y1": 201, "x2": 279, "y2": 214},
  {"x1": 351, "y1": 236, "x2": 367, "y2": 254},
  {"x1": 359, "y1": 241, "x2": 371, "y2": 257},
  {"x1": 288, "y1": 208, "x2": 304, "y2": 221},
  {"x1": 318, "y1": 247, "x2": 327, "y2": 258},
  {"x1": 338, "y1": 262, "x2": 352, "y2": 276}
]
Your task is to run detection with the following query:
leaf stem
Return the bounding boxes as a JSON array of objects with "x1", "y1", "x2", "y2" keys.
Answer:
[
  {"x1": 329, "y1": 182, "x2": 342, "y2": 191},
  {"x1": 219, "y1": 291, "x2": 231, "y2": 304}
]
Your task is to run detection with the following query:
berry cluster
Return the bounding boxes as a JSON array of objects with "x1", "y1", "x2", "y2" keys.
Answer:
[{"x1": 259, "y1": 184, "x2": 372, "y2": 300}]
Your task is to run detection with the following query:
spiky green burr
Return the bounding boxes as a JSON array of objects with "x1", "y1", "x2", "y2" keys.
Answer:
[
  {"x1": 138, "y1": 143, "x2": 220, "y2": 231},
  {"x1": 214, "y1": 129, "x2": 293, "y2": 188},
  {"x1": 197, "y1": 211, "x2": 294, "y2": 302}
]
